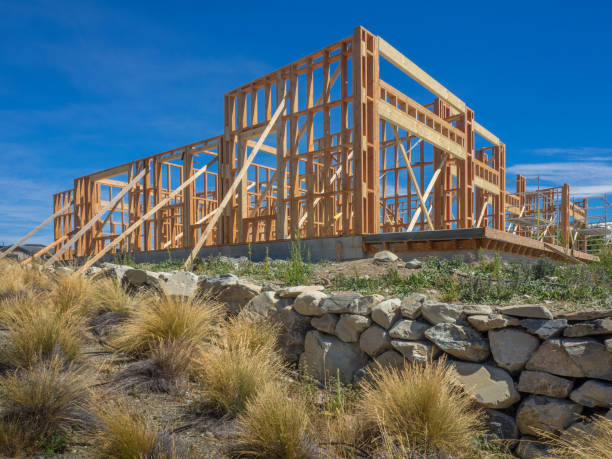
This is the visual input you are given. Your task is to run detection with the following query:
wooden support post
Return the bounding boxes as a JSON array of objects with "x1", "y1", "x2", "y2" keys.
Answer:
[
  {"x1": 76, "y1": 156, "x2": 218, "y2": 274},
  {"x1": 561, "y1": 183, "x2": 570, "y2": 248},
  {"x1": 0, "y1": 201, "x2": 73, "y2": 261},
  {"x1": 182, "y1": 150, "x2": 195, "y2": 248},
  {"x1": 21, "y1": 236, "x2": 67, "y2": 266},
  {"x1": 352, "y1": 26, "x2": 380, "y2": 235},
  {"x1": 276, "y1": 72, "x2": 289, "y2": 240},
  {"x1": 45, "y1": 168, "x2": 147, "y2": 267},
  {"x1": 184, "y1": 95, "x2": 287, "y2": 270}
]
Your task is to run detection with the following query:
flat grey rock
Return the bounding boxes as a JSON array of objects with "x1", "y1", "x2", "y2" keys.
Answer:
[
  {"x1": 516, "y1": 395, "x2": 582, "y2": 436},
  {"x1": 489, "y1": 328, "x2": 540, "y2": 373},
  {"x1": 468, "y1": 314, "x2": 520, "y2": 332},
  {"x1": 388, "y1": 319, "x2": 430, "y2": 340},
  {"x1": 371, "y1": 298, "x2": 401, "y2": 329},
  {"x1": 310, "y1": 314, "x2": 338, "y2": 335},
  {"x1": 517, "y1": 370, "x2": 574, "y2": 398},
  {"x1": 497, "y1": 305, "x2": 553, "y2": 319},
  {"x1": 359, "y1": 325, "x2": 392, "y2": 357},
  {"x1": 424, "y1": 323, "x2": 490, "y2": 362},
  {"x1": 399, "y1": 293, "x2": 425, "y2": 319},
  {"x1": 319, "y1": 293, "x2": 362, "y2": 314},
  {"x1": 421, "y1": 301, "x2": 464, "y2": 325},
  {"x1": 569, "y1": 380, "x2": 612, "y2": 408},
  {"x1": 346, "y1": 294, "x2": 384, "y2": 315},
  {"x1": 520, "y1": 318, "x2": 567, "y2": 339},
  {"x1": 277, "y1": 285, "x2": 325, "y2": 298},
  {"x1": 450, "y1": 361, "x2": 521, "y2": 409},
  {"x1": 335, "y1": 314, "x2": 371, "y2": 343},
  {"x1": 292, "y1": 290, "x2": 328, "y2": 316},
  {"x1": 391, "y1": 340, "x2": 441, "y2": 363},
  {"x1": 373, "y1": 250, "x2": 398, "y2": 263},
  {"x1": 564, "y1": 318, "x2": 612, "y2": 337},
  {"x1": 525, "y1": 339, "x2": 585, "y2": 378}
]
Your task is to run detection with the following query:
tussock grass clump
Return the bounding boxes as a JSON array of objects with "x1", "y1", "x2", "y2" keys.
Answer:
[
  {"x1": 113, "y1": 339, "x2": 197, "y2": 393},
  {"x1": 50, "y1": 272, "x2": 95, "y2": 315},
  {"x1": 1, "y1": 296, "x2": 83, "y2": 368},
  {"x1": 111, "y1": 294, "x2": 223, "y2": 358},
  {"x1": 91, "y1": 277, "x2": 147, "y2": 316},
  {"x1": 0, "y1": 261, "x2": 51, "y2": 301},
  {"x1": 193, "y1": 319, "x2": 283, "y2": 416},
  {"x1": 545, "y1": 415, "x2": 612, "y2": 459},
  {"x1": 236, "y1": 382, "x2": 313, "y2": 458},
  {"x1": 356, "y1": 359, "x2": 484, "y2": 457},
  {"x1": 0, "y1": 357, "x2": 91, "y2": 452},
  {"x1": 89, "y1": 393, "x2": 187, "y2": 458},
  {"x1": 218, "y1": 315, "x2": 279, "y2": 355}
]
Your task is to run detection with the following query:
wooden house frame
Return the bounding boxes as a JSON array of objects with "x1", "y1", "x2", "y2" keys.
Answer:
[{"x1": 3, "y1": 26, "x2": 598, "y2": 266}]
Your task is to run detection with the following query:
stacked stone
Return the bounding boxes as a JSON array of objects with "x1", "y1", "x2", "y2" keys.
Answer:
[{"x1": 246, "y1": 288, "x2": 612, "y2": 457}]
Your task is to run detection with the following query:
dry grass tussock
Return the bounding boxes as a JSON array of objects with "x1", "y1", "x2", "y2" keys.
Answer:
[
  {"x1": 235, "y1": 382, "x2": 313, "y2": 458},
  {"x1": 110, "y1": 294, "x2": 224, "y2": 357},
  {"x1": 354, "y1": 358, "x2": 484, "y2": 457},
  {"x1": 0, "y1": 293, "x2": 84, "y2": 368},
  {"x1": 0, "y1": 356, "x2": 91, "y2": 454},
  {"x1": 543, "y1": 415, "x2": 612, "y2": 459},
  {"x1": 0, "y1": 260, "x2": 51, "y2": 300},
  {"x1": 90, "y1": 277, "x2": 148, "y2": 316},
  {"x1": 193, "y1": 318, "x2": 283, "y2": 416},
  {"x1": 113, "y1": 338, "x2": 197, "y2": 393},
  {"x1": 50, "y1": 272, "x2": 96, "y2": 315},
  {"x1": 89, "y1": 392, "x2": 189, "y2": 459}
]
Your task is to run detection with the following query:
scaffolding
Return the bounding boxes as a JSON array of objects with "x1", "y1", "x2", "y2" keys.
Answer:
[{"x1": 1, "y1": 26, "x2": 602, "y2": 267}]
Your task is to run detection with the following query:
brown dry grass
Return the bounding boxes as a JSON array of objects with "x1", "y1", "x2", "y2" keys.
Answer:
[
  {"x1": 90, "y1": 277, "x2": 148, "y2": 316},
  {"x1": 193, "y1": 319, "x2": 283, "y2": 416},
  {"x1": 50, "y1": 272, "x2": 95, "y2": 315},
  {"x1": 0, "y1": 356, "x2": 91, "y2": 454},
  {"x1": 543, "y1": 415, "x2": 612, "y2": 459},
  {"x1": 0, "y1": 261, "x2": 51, "y2": 301},
  {"x1": 88, "y1": 392, "x2": 188, "y2": 458},
  {"x1": 0, "y1": 294, "x2": 84, "y2": 368},
  {"x1": 352, "y1": 359, "x2": 485, "y2": 457},
  {"x1": 235, "y1": 382, "x2": 313, "y2": 458},
  {"x1": 110, "y1": 294, "x2": 223, "y2": 358}
]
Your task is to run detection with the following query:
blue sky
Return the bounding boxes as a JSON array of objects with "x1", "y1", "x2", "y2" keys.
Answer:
[{"x1": 1, "y1": 0, "x2": 611, "y2": 244}]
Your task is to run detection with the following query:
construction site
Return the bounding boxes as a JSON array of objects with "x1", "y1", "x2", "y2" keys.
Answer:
[{"x1": 5, "y1": 26, "x2": 611, "y2": 269}]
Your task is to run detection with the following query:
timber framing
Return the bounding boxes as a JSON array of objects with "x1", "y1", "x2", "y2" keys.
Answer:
[{"x1": 20, "y1": 26, "x2": 596, "y2": 265}]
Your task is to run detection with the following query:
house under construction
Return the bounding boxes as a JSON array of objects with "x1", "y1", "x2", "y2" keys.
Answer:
[{"x1": 10, "y1": 26, "x2": 606, "y2": 268}]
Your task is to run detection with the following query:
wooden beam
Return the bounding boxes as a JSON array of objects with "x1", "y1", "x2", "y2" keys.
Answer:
[
  {"x1": 76, "y1": 156, "x2": 218, "y2": 274},
  {"x1": 474, "y1": 176, "x2": 500, "y2": 195},
  {"x1": 20, "y1": 236, "x2": 67, "y2": 266},
  {"x1": 45, "y1": 168, "x2": 147, "y2": 267},
  {"x1": 473, "y1": 121, "x2": 500, "y2": 146},
  {"x1": 0, "y1": 201, "x2": 73, "y2": 261},
  {"x1": 378, "y1": 38, "x2": 466, "y2": 114},
  {"x1": 184, "y1": 95, "x2": 287, "y2": 270},
  {"x1": 379, "y1": 101, "x2": 466, "y2": 159}
]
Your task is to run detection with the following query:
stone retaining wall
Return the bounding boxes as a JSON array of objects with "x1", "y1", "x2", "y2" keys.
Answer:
[{"x1": 94, "y1": 262, "x2": 612, "y2": 458}]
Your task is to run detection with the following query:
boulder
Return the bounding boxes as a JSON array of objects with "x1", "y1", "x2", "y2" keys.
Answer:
[
  {"x1": 163, "y1": 271, "x2": 199, "y2": 297},
  {"x1": 517, "y1": 370, "x2": 573, "y2": 398},
  {"x1": 277, "y1": 285, "x2": 325, "y2": 298},
  {"x1": 242, "y1": 291, "x2": 288, "y2": 318},
  {"x1": 555, "y1": 310, "x2": 612, "y2": 321},
  {"x1": 123, "y1": 268, "x2": 162, "y2": 292},
  {"x1": 319, "y1": 293, "x2": 362, "y2": 314},
  {"x1": 421, "y1": 302, "x2": 464, "y2": 325},
  {"x1": 299, "y1": 330, "x2": 369, "y2": 385},
  {"x1": 371, "y1": 298, "x2": 401, "y2": 329},
  {"x1": 525, "y1": 339, "x2": 585, "y2": 378},
  {"x1": 564, "y1": 318, "x2": 612, "y2": 337},
  {"x1": 484, "y1": 409, "x2": 519, "y2": 446},
  {"x1": 399, "y1": 293, "x2": 426, "y2": 320},
  {"x1": 373, "y1": 250, "x2": 398, "y2": 263},
  {"x1": 606, "y1": 338, "x2": 612, "y2": 352},
  {"x1": 198, "y1": 274, "x2": 261, "y2": 314},
  {"x1": 368, "y1": 350, "x2": 405, "y2": 371},
  {"x1": 450, "y1": 361, "x2": 521, "y2": 409},
  {"x1": 277, "y1": 307, "x2": 311, "y2": 363},
  {"x1": 516, "y1": 395, "x2": 582, "y2": 436},
  {"x1": 424, "y1": 323, "x2": 490, "y2": 362},
  {"x1": 359, "y1": 325, "x2": 392, "y2": 357},
  {"x1": 569, "y1": 380, "x2": 612, "y2": 408},
  {"x1": 497, "y1": 305, "x2": 553, "y2": 319},
  {"x1": 388, "y1": 320, "x2": 430, "y2": 340},
  {"x1": 310, "y1": 314, "x2": 338, "y2": 335},
  {"x1": 335, "y1": 314, "x2": 371, "y2": 343},
  {"x1": 563, "y1": 338, "x2": 612, "y2": 381},
  {"x1": 100, "y1": 262, "x2": 131, "y2": 284},
  {"x1": 405, "y1": 259, "x2": 422, "y2": 269},
  {"x1": 462, "y1": 304, "x2": 493, "y2": 316},
  {"x1": 520, "y1": 318, "x2": 567, "y2": 339},
  {"x1": 515, "y1": 437, "x2": 550, "y2": 459},
  {"x1": 347, "y1": 294, "x2": 384, "y2": 315},
  {"x1": 489, "y1": 328, "x2": 540, "y2": 373},
  {"x1": 391, "y1": 340, "x2": 441, "y2": 363},
  {"x1": 467, "y1": 314, "x2": 520, "y2": 332},
  {"x1": 292, "y1": 291, "x2": 328, "y2": 316}
]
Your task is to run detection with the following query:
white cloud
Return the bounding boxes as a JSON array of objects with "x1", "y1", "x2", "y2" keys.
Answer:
[{"x1": 531, "y1": 147, "x2": 612, "y2": 158}]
